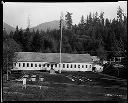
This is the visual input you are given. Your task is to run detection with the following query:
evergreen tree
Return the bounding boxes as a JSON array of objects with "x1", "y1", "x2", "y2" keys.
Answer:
[
  {"x1": 117, "y1": 6, "x2": 124, "y2": 23},
  {"x1": 65, "y1": 12, "x2": 73, "y2": 30}
]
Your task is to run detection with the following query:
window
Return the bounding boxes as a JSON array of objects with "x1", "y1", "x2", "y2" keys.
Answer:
[
  {"x1": 82, "y1": 65, "x2": 84, "y2": 68},
  {"x1": 78, "y1": 65, "x2": 80, "y2": 68},
  {"x1": 70, "y1": 64, "x2": 72, "y2": 68},
  {"x1": 35, "y1": 64, "x2": 37, "y2": 67},
  {"x1": 74, "y1": 65, "x2": 76, "y2": 68},
  {"x1": 63, "y1": 64, "x2": 65, "y2": 68},
  {"x1": 86, "y1": 65, "x2": 87, "y2": 68},
  {"x1": 39, "y1": 64, "x2": 41, "y2": 67},
  {"x1": 51, "y1": 64, "x2": 53, "y2": 68},
  {"x1": 23, "y1": 63, "x2": 25, "y2": 67},
  {"x1": 67, "y1": 64, "x2": 69, "y2": 68},
  {"x1": 43, "y1": 64, "x2": 45, "y2": 67},
  {"x1": 19, "y1": 63, "x2": 20, "y2": 67},
  {"x1": 47, "y1": 64, "x2": 50, "y2": 67},
  {"x1": 27, "y1": 63, "x2": 29, "y2": 67},
  {"x1": 31, "y1": 63, "x2": 33, "y2": 67},
  {"x1": 59, "y1": 64, "x2": 61, "y2": 67},
  {"x1": 55, "y1": 64, "x2": 57, "y2": 67},
  {"x1": 14, "y1": 63, "x2": 16, "y2": 66},
  {"x1": 90, "y1": 65, "x2": 91, "y2": 68}
]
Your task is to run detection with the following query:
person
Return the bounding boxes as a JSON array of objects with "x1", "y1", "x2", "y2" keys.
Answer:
[{"x1": 22, "y1": 77, "x2": 27, "y2": 89}]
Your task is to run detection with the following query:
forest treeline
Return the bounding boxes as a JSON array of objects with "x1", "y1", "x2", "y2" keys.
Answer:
[{"x1": 3, "y1": 6, "x2": 127, "y2": 71}]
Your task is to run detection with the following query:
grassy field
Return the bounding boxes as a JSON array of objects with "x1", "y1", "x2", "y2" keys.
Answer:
[{"x1": 2, "y1": 71, "x2": 127, "y2": 101}]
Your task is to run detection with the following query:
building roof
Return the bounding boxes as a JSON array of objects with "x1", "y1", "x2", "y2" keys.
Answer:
[{"x1": 13, "y1": 52, "x2": 93, "y2": 63}]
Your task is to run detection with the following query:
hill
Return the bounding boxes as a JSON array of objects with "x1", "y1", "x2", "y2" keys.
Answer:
[
  {"x1": 30, "y1": 20, "x2": 66, "y2": 32},
  {"x1": 3, "y1": 22, "x2": 15, "y2": 34},
  {"x1": 3, "y1": 20, "x2": 66, "y2": 33}
]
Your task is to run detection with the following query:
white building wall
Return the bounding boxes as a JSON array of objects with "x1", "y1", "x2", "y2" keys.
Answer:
[
  {"x1": 13, "y1": 62, "x2": 47, "y2": 70},
  {"x1": 54, "y1": 63, "x2": 92, "y2": 72},
  {"x1": 13, "y1": 62, "x2": 92, "y2": 72}
]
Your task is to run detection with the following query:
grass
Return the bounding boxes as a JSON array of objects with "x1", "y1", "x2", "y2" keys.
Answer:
[{"x1": 2, "y1": 71, "x2": 127, "y2": 101}]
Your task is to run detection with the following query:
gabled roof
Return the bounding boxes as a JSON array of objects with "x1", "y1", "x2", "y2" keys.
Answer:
[{"x1": 13, "y1": 52, "x2": 93, "y2": 63}]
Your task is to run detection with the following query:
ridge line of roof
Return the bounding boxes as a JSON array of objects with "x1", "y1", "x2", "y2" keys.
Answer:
[{"x1": 14, "y1": 52, "x2": 90, "y2": 55}]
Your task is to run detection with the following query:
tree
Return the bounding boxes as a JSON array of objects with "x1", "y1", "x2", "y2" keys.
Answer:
[
  {"x1": 13, "y1": 26, "x2": 19, "y2": 43},
  {"x1": 117, "y1": 6, "x2": 124, "y2": 23},
  {"x1": 3, "y1": 38, "x2": 22, "y2": 74},
  {"x1": 80, "y1": 15, "x2": 85, "y2": 25},
  {"x1": 65, "y1": 12, "x2": 73, "y2": 30},
  {"x1": 78, "y1": 15, "x2": 85, "y2": 34},
  {"x1": 96, "y1": 44, "x2": 107, "y2": 62},
  {"x1": 99, "y1": 12, "x2": 104, "y2": 26},
  {"x1": 31, "y1": 31, "x2": 44, "y2": 52}
]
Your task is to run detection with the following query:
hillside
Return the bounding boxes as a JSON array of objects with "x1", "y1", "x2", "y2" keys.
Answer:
[
  {"x1": 3, "y1": 20, "x2": 66, "y2": 33},
  {"x1": 30, "y1": 20, "x2": 66, "y2": 32},
  {"x1": 3, "y1": 22, "x2": 15, "y2": 34}
]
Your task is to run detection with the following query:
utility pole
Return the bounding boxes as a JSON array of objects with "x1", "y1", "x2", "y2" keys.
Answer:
[
  {"x1": 7, "y1": 53, "x2": 8, "y2": 81},
  {"x1": 117, "y1": 59, "x2": 119, "y2": 77},
  {"x1": 59, "y1": 12, "x2": 64, "y2": 73},
  {"x1": 27, "y1": 15, "x2": 31, "y2": 28}
]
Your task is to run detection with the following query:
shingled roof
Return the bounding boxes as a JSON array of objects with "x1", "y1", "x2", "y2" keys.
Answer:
[{"x1": 13, "y1": 52, "x2": 93, "y2": 63}]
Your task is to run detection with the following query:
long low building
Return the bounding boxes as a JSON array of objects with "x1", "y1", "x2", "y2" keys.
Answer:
[{"x1": 12, "y1": 52, "x2": 94, "y2": 72}]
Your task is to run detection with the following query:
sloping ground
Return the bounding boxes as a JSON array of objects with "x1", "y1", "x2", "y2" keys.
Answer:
[
  {"x1": 3, "y1": 80, "x2": 127, "y2": 101},
  {"x1": 3, "y1": 22, "x2": 15, "y2": 34},
  {"x1": 30, "y1": 20, "x2": 60, "y2": 32},
  {"x1": 3, "y1": 72, "x2": 127, "y2": 101}
]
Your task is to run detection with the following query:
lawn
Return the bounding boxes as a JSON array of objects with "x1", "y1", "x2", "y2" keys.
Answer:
[{"x1": 2, "y1": 71, "x2": 127, "y2": 101}]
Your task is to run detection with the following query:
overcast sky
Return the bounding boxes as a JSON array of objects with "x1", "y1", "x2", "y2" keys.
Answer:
[{"x1": 3, "y1": 1, "x2": 127, "y2": 29}]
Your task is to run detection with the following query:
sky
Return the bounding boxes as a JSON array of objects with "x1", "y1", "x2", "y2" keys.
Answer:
[{"x1": 3, "y1": 1, "x2": 127, "y2": 29}]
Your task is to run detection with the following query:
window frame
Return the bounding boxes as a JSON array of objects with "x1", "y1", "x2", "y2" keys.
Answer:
[
  {"x1": 23, "y1": 63, "x2": 25, "y2": 67},
  {"x1": 31, "y1": 63, "x2": 33, "y2": 67},
  {"x1": 27, "y1": 63, "x2": 29, "y2": 67},
  {"x1": 90, "y1": 65, "x2": 91, "y2": 68},
  {"x1": 39, "y1": 64, "x2": 41, "y2": 67},
  {"x1": 74, "y1": 64, "x2": 76, "y2": 68},
  {"x1": 63, "y1": 64, "x2": 65, "y2": 68},
  {"x1": 78, "y1": 65, "x2": 80, "y2": 68},
  {"x1": 70, "y1": 64, "x2": 72, "y2": 68},
  {"x1": 35, "y1": 64, "x2": 37, "y2": 67},
  {"x1": 55, "y1": 64, "x2": 57, "y2": 67},
  {"x1": 67, "y1": 64, "x2": 69, "y2": 68},
  {"x1": 86, "y1": 65, "x2": 87, "y2": 68},
  {"x1": 47, "y1": 64, "x2": 50, "y2": 67}
]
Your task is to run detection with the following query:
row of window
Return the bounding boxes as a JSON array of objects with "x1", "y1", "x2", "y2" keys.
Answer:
[
  {"x1": 15, "y1": 63, "x2": 91, "y2": 68},
  {"x1": 62, "y1": 64, "x2": 91, "y2": 68},
  {"x1": 44, "y1": 64, "x2": 91, "y2": 68},
  {"x1": 17, "y1": 63, "x2": 42, "y2": 67}
]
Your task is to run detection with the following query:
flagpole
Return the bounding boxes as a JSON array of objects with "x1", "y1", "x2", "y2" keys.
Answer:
[{"x1": 59, "y1": 12, "x2": 63, "y2": 73}]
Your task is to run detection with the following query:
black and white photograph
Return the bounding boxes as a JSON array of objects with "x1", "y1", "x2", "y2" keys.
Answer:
[{"x1": 2, "y1": 1, "x2": 127, "y2": 102}]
